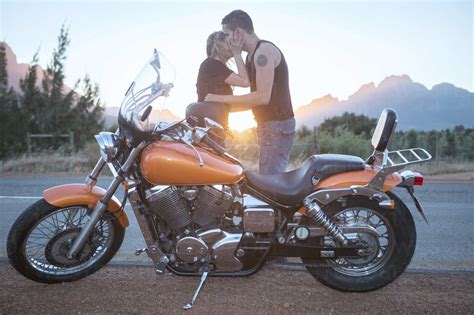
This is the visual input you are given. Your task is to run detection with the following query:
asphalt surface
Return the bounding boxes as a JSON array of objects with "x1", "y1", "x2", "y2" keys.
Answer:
[{"x1": 0, "y1": 175, "x2": 473, "y2": 272}]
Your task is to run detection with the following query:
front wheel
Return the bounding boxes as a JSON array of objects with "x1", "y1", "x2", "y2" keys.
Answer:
[
  {"x1": 302, "y1": 192, "x2": 416, "y2": 292},
  {"x1": 7, "y1": 198, "x2": 125, "y2": 283}
]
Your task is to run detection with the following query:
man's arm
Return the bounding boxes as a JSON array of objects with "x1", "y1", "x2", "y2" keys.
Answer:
[{"x1": 205, "y1": 43, "x2": 280, "y2": 109}]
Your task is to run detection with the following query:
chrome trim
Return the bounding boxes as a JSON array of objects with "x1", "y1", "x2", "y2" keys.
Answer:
[
  {"x1": 121, "y1": 141, "x2": 147, "y2": 173},
  {"x1": 95, "y1": 132, "x2": 118, "y2": 163},
  {"x1": 288, "y1": 223, "x2": 381, "y2": 239},
  {"x1": 368, "y1": 148, "x2": 431, "y2": 191},
  {"x1": 176, "y1": 236, "x2": 209, "y2": 263},
  {"x1": 85, "y1": 157, "x2": 105, "y2": 186},
  {"x1": 379, "y1": 200, "x2": 394, "y2": 209},
  {"x1": 305, "y1": 186, "x2": 391, "y2": 206},
  {"x1": 243, "y1": 208, "x2": 275, "y2": 233},
  {"x1": 398, "y1": 170, "x2": 422, "y2": 187},
  {"x1": 321, "y1": 251, "x2": 335, "y2": 258},
  {"x1": 67, "y1": 175, "x2": 124, "y2": 259},
  {"x1": 183, "y1": 268, "x2": 210, "y2": 310},
  {"x1": 129, "y1": 187, "x2": 169, "y2": 270},
  {"x1": 303, "y1": 199, "x2": 348, "y2": 246},
  {"x1": 197, "y1": 228, "x2": 224, "y2": 245},
  {"x1": 211, "y1": 231, "x2": 243, "y2": 272}
]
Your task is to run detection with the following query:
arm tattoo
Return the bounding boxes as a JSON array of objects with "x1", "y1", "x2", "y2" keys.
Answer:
[{"x1": 256, "y1": 54, "x2": 268, "y2": 67}]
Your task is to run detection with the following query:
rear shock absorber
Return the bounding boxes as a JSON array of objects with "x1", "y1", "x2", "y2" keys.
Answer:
[{"x1": 303, "y1": 199, "x2": 348, "y2": 246}]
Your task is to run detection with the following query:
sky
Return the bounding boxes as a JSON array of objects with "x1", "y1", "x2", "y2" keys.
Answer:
[{"x1": 1, "y1": 1, "x2": 473, "y2": 130}]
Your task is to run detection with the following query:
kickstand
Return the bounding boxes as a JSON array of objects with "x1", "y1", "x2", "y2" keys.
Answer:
[{"x1": 183, "y1": 265, "x2": 210, "y2": 310}]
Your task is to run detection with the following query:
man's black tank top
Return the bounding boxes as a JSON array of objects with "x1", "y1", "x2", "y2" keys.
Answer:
[{"x1": 246, "y1": 40, "x2": 294, "y2": 123}]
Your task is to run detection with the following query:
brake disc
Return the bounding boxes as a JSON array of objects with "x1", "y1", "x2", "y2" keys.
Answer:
[{"x1": 45, "y1": 228, "x2": 97, "y2": 268}]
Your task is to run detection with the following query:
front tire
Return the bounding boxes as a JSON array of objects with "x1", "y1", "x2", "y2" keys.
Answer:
[
  {"x1": 302, "y1": 192, "x2": 416, "y2": 292},
  {"x1": 7, "y1": 198, "x2": 125, "y2": 283}
]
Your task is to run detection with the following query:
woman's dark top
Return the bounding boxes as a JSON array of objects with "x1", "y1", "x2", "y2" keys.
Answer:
[{"x1": 196, "y1": 58, "x2": 233, "y2": 102}]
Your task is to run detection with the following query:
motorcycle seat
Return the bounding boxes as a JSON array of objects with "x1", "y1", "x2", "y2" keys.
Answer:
[{"x1": 245, "y1": 154, "x2": 365, "y2": 206}]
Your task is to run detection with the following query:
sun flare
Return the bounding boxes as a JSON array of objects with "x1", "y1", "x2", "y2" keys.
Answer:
[{"x1": 228, "y1": 111, "x2": 256, "y2": 131}]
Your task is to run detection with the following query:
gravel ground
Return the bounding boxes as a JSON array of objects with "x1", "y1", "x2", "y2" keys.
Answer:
[{"x1": 1, "y1": 262, "x2": 473, "y2": 314}]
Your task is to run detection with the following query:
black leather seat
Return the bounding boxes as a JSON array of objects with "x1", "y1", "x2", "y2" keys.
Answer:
[{"x1": 245, "y1": 154, "x2": 365, "y2": 206}]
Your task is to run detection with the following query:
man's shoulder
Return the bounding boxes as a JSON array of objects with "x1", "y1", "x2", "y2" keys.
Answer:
[
  {"x1": 254, "y1": 41, "x2": 281, "y2": 66},
  {"x1": 256, "y1": 42, "x2": 280, "y2": 55}
]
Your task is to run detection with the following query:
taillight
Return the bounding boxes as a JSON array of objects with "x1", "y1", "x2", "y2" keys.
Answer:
[{"x1": 414, "y1": 175, "x2": 424, "y2": 186}]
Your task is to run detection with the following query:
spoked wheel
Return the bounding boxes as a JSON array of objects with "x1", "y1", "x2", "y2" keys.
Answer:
[
  {"x1": 301, "y1": 193, "x2": 416, "y2": 292},
  {"x1": 7, "y1": 199, "x2": 125, "y2": 283}
]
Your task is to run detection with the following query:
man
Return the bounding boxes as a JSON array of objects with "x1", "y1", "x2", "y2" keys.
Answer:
[{"x1": 205, "y1": 9, "x2": 295, "y2": 175}]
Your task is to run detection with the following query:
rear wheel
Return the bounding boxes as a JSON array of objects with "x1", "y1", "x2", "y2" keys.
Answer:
[
  {"x1": 301, "y1": 192, "x2": 416, "y2": 292},
  {"x1": 7, "y1": 198, "x2": 125, "y2": 283}
]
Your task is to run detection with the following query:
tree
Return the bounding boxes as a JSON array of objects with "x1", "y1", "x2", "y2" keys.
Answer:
[
  {"x1": 441, "y1": 129, "x2": 457, "y2": 159},
  {"x1": 41, "y1": 24, "x2": 77, "y2": 135},
  {"x1": 20, "y1": 50, "x2": 43, "y2": 133},
  {"x1": 405, "y1": 129, "x2": 418, "y2": 148},
  {"x1": 0, "y1": 43, "x2": 24, "y2": 157},
  {"x1": 296, "y1": 125, "x2": 312, "y2": 140},
  {"x1": 319, "y1": 112, "x2": 377, "y2": 137},
  {"x1": 69, "y1": 75, "x2": 104, "y2": 148}
]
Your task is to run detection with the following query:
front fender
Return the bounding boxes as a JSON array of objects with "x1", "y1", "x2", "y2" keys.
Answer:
[{"x1": 43, "y1": 183, "x2": 129, "y2": 228}]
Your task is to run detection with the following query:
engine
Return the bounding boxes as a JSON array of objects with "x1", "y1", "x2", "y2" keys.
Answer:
[
  {"x1": 146, "y1": 185, "x2": 235, "y2": 231},
  {"x1": 145, "y1": 185, "x2": 274, "y2": 272}
]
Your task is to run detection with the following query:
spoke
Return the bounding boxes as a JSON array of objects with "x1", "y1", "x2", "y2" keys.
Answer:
[
  {"x1": 51, "y1": 214, "x2": 62, "y2": 230},
  {"x1": 27, "y1": 247, "x2": 45, "y2": 258},
  {"x1": 29, "y1": 232, "x2": 51, "y2": 239},
  {"x1": 37, "y1": 221, "x2": 58, "y2": 235},
  {"x1": 27, "y1": 240, "x2": 47, "y2": 247},
  {"x1": 77, "y1": 210, "x2": 89, "y2": 226}
]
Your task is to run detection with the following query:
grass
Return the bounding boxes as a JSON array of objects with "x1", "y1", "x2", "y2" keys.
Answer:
[{"x1": 0, "y1": 152, "x2": 91, "y2": 174}]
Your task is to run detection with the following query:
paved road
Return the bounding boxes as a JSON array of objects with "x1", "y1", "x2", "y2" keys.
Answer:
[{"x1": 1, "y1": 175, "x2": 473, "y2": 271}]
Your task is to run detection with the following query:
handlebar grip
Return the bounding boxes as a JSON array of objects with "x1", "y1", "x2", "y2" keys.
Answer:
[{"x1": 201, "y1": 134, "x2": 225, "y2": 155}]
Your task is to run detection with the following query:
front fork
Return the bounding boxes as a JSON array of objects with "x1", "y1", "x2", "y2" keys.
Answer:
[{"x1": 66, "y1": 142, "x2": 145, "y2": 259}]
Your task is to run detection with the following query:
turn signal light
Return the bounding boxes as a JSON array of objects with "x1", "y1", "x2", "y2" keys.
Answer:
[{"x1": 414, "y1": 176, "x2": 424, "y2": 186}]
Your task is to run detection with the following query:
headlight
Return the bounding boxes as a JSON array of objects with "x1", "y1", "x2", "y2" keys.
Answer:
[{"x1": 95, "y1": 132, "x2": 119, "y2": 162}]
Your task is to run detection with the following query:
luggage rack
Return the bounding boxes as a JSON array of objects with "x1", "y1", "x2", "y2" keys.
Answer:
[
  {"x1": 368, "y1": 148, "x2": 432, "y2": 190},
  {"x1": 384, "y1": 148, "x2": 432, "y2": 167}
]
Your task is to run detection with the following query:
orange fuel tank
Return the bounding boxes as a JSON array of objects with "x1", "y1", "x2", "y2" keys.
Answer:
[{"x1": 140, "y1": 141, "x2": 244, "y2": 185}]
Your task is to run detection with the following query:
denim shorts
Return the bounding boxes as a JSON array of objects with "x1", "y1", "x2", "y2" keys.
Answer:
[{"x1": 256, "y1": 117, "x2": 296, "y2": 175}]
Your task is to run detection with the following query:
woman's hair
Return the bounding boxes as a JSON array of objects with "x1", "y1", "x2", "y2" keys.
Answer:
[{"x1": 206, "y1": 31, "x2": 229, "y2": 61}]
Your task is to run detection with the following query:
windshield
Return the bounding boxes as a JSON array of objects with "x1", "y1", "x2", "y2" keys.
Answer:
[{"x1": 119, "y1": 49, "x2": 175, "y2": 132}]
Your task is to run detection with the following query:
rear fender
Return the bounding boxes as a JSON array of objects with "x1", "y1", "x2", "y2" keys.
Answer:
[
  {"x1": 43, "y1": 183, "x2": 129, "y2": 228},
  {"x1": 314, "y1": 165, "x2": 402, "y2": 191},
  {"x1": 298, "y1": 166, "x2": 402, "y2": 216}
]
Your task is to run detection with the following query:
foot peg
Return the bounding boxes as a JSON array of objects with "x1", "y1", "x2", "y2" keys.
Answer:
[
  {"x1": 154, "y1": 256, "x2": 169, "y2": 275},
  {"x1": 183, "y1": 266, "x2": 210, "y2": 310}
]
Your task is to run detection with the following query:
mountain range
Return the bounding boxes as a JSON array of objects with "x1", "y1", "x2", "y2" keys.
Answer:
[
  {"x1": 295, "y1": 75, "x2": 473, "y2": 130},
  {"x1": 3, "y1": 42, "x2": 472, "y2": 131}
]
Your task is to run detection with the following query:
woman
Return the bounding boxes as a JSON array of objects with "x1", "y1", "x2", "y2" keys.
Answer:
[
  {"x1": 196, "y1": 31, "x2": 249, "y2": 102},
  {"x1": 187, "y1": 31, "x2": 249, "y2": 138}
]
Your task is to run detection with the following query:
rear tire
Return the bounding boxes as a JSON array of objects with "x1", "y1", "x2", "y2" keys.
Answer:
[
  {"x1": 7, "y1": 198, "x2": 125, "y2": 284},
  {"x1": 302, "y1": 192, "x2": 416, "y2": 292}
]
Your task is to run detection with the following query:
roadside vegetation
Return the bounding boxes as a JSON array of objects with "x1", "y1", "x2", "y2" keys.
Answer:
[{"x1": 0, "y1": 25, "x2": 104, "y2": 160}]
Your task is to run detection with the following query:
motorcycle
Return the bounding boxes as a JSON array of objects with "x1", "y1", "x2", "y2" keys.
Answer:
[{"x1": 7, "y1": 50, "x2": 432, "y2": 309}]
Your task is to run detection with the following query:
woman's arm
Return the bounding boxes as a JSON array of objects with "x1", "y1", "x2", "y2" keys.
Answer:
[
  {"x1": 224, "y1": 35, "x2": 249, "y2": 88},
  {"x1": 224, "y1": 54, "x2": 249, "y2": 87}
]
